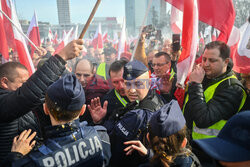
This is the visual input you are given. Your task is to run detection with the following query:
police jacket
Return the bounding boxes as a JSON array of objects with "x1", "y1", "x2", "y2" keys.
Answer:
[
  {"x1": 0, "y1": 55, "x2": 66, "y2": 163},
  {"x1": 7, "y1": 119, "x2": 111, "y2": 167},
  {"x1": 183, "y1": 65, "x2": 246, "y2": 134}
]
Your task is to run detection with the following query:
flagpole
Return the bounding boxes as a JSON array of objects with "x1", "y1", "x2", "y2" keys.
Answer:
[
  {"x1": 79, "y1": 0, "x2": 101, "y2": 39},
  {"x1": 0, "y1": 8, "x2": 39, "y2": 51},
  {"x1": 131, "y1": 0, "x2": 153, "y2": 61}
]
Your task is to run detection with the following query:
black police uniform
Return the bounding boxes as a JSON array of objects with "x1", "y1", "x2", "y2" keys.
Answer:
[{"x1": 9, "y1": 119, "x2": 111, "y2": 167}]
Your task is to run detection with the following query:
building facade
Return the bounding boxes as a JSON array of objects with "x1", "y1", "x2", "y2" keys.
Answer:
[{"x1": 57, "y1": 0, "x2": 71, "y2": 25}]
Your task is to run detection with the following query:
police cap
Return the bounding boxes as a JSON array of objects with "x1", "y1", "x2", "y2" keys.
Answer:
[{"x1": 123, "y1": 60, "x2": 148, "y2": 80}]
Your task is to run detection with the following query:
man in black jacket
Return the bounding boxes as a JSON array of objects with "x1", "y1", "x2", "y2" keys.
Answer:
[
  {"x1": 0, "y1": 39, "x2": 84, "y2": 163},
  {"x1": 183, "y1": 41, "x2": 247, "y2": 164}
]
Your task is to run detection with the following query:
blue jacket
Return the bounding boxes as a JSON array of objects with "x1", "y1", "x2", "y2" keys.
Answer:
[{"x1": 9, "y1": 120, "x2": 111, "y2": 167}]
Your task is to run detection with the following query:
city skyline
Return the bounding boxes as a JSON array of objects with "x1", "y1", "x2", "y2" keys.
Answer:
[{"x1": 15, "y1": 0, "x2": 125, "y2": 24}]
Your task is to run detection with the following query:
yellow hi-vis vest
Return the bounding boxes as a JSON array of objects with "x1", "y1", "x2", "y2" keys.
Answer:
[
  {"x1": 183, "y1": 75, "x2": 247, "y2": 140},
  {"x1": 96, "y1": 63, "x2": 107, "y2": 80}
]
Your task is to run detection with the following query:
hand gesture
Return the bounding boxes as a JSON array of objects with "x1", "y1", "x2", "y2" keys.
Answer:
[
  {"x1": 157, "y1": 73, "x2": 173, "y2": 94},
  {"x1": 58, "y1": 39, "x2": 84, "y2": 61},
  {"x1": 124, "y1": 140, "x2": 148, "y2": 156},
  {"x1": 189, "y1": 64, "x2": 205, "y2": 83},
  {"x1": 88, "y1": 97, "x2": 108, "y2": 124},
  {"x1": 35, "y1": 46, "x2": 47, "y2": 57},
  {"x1": 11, "y1": 129, "x2": 36, "y2": 156}
]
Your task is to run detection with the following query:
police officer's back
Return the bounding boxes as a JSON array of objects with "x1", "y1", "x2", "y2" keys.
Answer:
[{"x1": 10, "y1": 74, "x2": 111, "y2": 167}]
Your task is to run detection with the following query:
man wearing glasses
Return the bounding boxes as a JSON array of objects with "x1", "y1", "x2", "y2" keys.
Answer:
[{"x1": 150, "y1": 52, "x2": 177, "y2": 102}]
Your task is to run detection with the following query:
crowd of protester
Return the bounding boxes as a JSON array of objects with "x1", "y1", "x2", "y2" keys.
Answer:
[{"x1": 0, "y1": 22, "x2": 249, "y2": 167}]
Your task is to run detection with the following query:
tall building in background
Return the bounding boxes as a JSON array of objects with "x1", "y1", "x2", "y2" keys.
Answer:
[
  {"x1": 57, "y1": 0, "x2": 71, "y2": 25},
  {"x1": 125, "y1": 0, "x2": 167, "y2": 35}
]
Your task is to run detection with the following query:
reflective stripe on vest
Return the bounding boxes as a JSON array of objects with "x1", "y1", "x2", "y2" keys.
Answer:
[
  {"x1": 183, "y1": 75, "x2": 247, "y2": 140},
  {"x1": 96, "y1": 63, "x2": 107, "y2": 80},
  {"x1": 114, "y1": 90, "x2": 128, "y2": 107}
]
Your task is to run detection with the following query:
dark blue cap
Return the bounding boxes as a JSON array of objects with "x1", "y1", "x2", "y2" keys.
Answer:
[
  {"x1": 149, "y1": 100, "x2": 186, "y2": 137},
  {"x1": 47, "y1": 74, "x2": 85, "y2": 111},
  {"x1": 123, "y1": 60, "x2": 148, "y2": 80},
  {"x1": 194, "y1": 111, "x2": 250, "y2": 162}
]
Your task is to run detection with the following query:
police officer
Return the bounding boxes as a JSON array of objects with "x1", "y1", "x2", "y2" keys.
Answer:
[
  {"x1": 8, "y1": 74, "x2": 111, "y2": 167},
  {"x1": 89, "y1": 60, "x2": 165, "y2": 167}
]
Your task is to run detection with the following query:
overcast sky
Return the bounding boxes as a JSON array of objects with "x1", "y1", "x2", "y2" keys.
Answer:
[{"x1": 15, "y1": 0, "x2": 125, "y2": 24}]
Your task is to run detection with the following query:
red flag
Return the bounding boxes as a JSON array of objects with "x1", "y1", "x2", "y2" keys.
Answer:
[
  {"x1": 27, "y1": 11, "x2": 41, "y2": 56},
  {"x1": 52, "y1": 31, "x2": 58, "y2": 45},
  {"x1": 170, "y1": 5, "x2": 182, "y2": 34},
  {"x1": 228, "y1": 23, "x2": 250, "y2": 74},
  {"x1": 177, "y1": 0, "x2": 199, "y2": 85},
  {"x1": 165, "y1": 0, "x2": 235, "y2": 43},
  {"x1": 118, "y1": 19, "x2": 127, "y2": 59},
  {"x1": 9, "y1": 0, "x2": 34, "y2": 74},
  {"x1": 113, "y1": 32, "x2": 119, "y2": 49},
  {"x1": 48, "y1": 27, "x2": 53, "y2": 41},
  {"x1": 92, "y1": 23, "x2": 103, "y2": 49},
  {"x1": 54, "y1": 27, "x2": 73, "y2": 55},
  {"x1": 0, "y1": 1, "x2": 9, "y2": 60},
  {"x1": 1, "y1": 0, "x2": 15, "y2": 50}
]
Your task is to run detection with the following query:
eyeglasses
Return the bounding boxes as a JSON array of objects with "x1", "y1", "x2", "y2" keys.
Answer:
[{"x1": 151, "y1": 63, "x2": 167, "y2": 67}]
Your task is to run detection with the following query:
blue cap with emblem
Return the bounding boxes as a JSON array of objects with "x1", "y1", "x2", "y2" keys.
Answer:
[
  {"x1": 194, "y1": 111, "x2": 250, "y2": 162},
  {"x1": 47, "y1": 74, "x2": 85, "y2": 111},
  {"x1": 123, "y1": 60, "x2": 148, "y2": 80},
  {"x1": 149, "y1": 100, "x2": 186, "y2": 137}
]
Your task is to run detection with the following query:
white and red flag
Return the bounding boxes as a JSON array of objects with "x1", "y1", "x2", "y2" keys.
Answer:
[
  {"x1": 54, "y1": 27, "x2": 73, "y2": 55},
  {"x1": 0, "y1": 1, "x2": 9, "y2": 60},
  {"x1": 52, "y1": 31, "x2": 58, "y2": 45},
  {"x1": 165, "y1": 0, "x2": 235, "y2": 43},
  {"x1": 26, "y1": 11, "x2": 41, "y2": 56},
  {"x1": 92, "y1": 23, "x2": 103, "y2": 49},
  {"x1": 170, "y1": 5, "x2": 183, "y2": 34},
  {"x1": 69, "y1": 25, "x2": 78, "y2": 42},
  {"x1": 48, "y1": 27, "x2": 53, "y2": 42},
  {"x1": 227, "y1": 22, "x2": 250, "y2": 74},
  {"x1": 176, "y1": 0, "x2": 199, "y2": 85},
  {"x1": 113, "y1": 32, "x2": 119, "y2": 50},
  {"x1": 118, "y1": 19, "x2": 127, "y2": 60},
  {"x1": 8, "y1": 0, "x2": 34, "y2": 74}
]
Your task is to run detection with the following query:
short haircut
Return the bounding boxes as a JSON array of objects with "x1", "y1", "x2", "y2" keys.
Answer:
[
  {"x1": 74, "y1": 58, "x2": 94, "y2": 73},
  {"x1": 0, "y1": 62, "x2": 27, "y2": 82},
  {"x1": 45, "y1": 93, "x2": 82, "y2": 122},
  {"x1": 154, "y1": 51, "x2": 171, "y2": 62},
  {"x1": 205, "y1": 41, "x2": 230, "y2": 60},
  {"x1": 108, "y1": 59, "x2": 128, "y2": 76}
]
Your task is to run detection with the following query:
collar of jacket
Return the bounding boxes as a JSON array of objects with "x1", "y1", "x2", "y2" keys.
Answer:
[{"x1": 44, "y1": 119, "x2": 82, "y2": 139}]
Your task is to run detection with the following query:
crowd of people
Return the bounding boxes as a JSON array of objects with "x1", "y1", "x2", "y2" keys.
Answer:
[{"x1": 0, "y1": 22, "x2": 249, "y2": 167}]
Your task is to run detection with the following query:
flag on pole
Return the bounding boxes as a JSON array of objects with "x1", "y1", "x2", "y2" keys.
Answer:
[
  {"x1": 26, "y1": 11, "x2": 41, "y2": 56},
  {"x1": 92, "y1": 23, "x2": 103, "y2": 49},
  {"x1": 48, "y1": 27, "x2": 53, "y2": 42},
  {"x1": 69, "y1": 25, "x2": 78, "y2": 42},
  {"x1": 113, "y1": 32, "x2": 119, "y2": 49},
  {"x1": 52, "y1": 31, "x2": 58, "y2": 45},
  {"x1": 0, "y1": 1, "x2": 9, "y2": 60},
  {"x1": 117, "y1": 18, "x2": 127, "y2": 60},
  {"x1": 170, "y1": 5, "x2": 183, "y2": 34},
  {"x1": 54, "y1": 27, "x2": 73, "y2": 55},
  {"x1": 177, "y1": 0, "x2": 199, "y2": 85},
  {"x1": 8, "y1": 0, "x2": 34, "y2": 74},
  {"x1": 165, "y1": 0, "x2": 235, "y2": 43},
  {"x1": 228, "y1": 22, "x2": 250, "y2": 74},
  {"x1": 1, "y1": 0, "x2": 15, "y2": 50}
]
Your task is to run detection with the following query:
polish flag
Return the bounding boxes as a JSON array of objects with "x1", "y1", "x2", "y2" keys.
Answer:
[
  {"x1": 9, "y1": 0, "x2": 34, "y2": 74},
  {"x1": 199, "y1": 31, "x2": 204, "y2": 46},
  {"x1": 165, "y1": 0, "x2": 235, "y2": 43},
  {"x1": 228, "y1": 22, "x2": 250, "y2": 74},
  {"x1": 212, "y1": 28, "x2": 217, "y2": 41},
  {"x1": 92, "y1": 23, "x2": 103, "y2": 49},
  {"x1": 177, "y1": 0, "x2": 199, "y2": 85},
  {"x1": 27, "y1": 11, "x2": 41, "y2": 56},
  {"x1": 102, "y1": 31, "x2": 108, "y2": 43},
  {"x1": 1, "y1": 0, "x2": 16, "y2": 51},
  {"x1": 0, "y1": 1, "x2": 9, "y2": 60},
  {"x1": 170, "y1": 5, "x2": 183, "y2": 34},
  {"x1": 52, "y1": 31, "x2": 58, "y2": 45},
  {"x1": 118, "y1": 19, "x2": 127, "y2": 60},
  {"x1": 69, "y1": 25, "x2": 78, "y2": 42},
  {"x1": 54, "y1": 27, "x2": 73, "y2": 55},
  {"x1": 48, "y1": 27, "x2": 53, "y2": 42}
]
